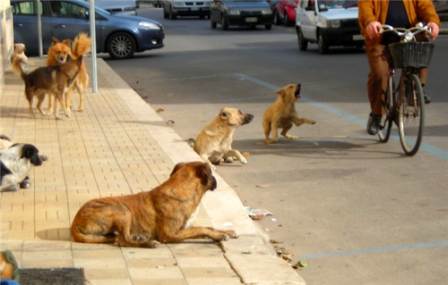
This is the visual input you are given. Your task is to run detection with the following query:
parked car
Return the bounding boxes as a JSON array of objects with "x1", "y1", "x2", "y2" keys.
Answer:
[
  {"x1": 274, "y1": 0, "x2": 299, "y2": 26},
  {"x1": 162, "y1": 0, "x2": 212, "y2": 19},
  {"x1": 11, "y1": 0, "x2": 164, "y2": 58},
  {"x1": 210, "y1": 0, "x2": 274, "y2": 30},
  {"x1": 295, "y1": 0, "x2": 361, "y2": 53}
]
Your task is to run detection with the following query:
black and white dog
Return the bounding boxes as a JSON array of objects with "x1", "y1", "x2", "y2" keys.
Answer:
[{"x1": 0, "y1": 136, "x2": 47, "y2": 192}]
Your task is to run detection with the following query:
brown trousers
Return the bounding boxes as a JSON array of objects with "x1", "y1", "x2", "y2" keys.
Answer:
[{"x1": 365, "y1": 43, "x2": 428, "y2": 115}]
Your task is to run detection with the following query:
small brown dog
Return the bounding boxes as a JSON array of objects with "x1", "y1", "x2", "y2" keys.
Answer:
[
  {"x1": 263, "y1": 83, "x2": 316, "y2": 144},
  {"x1": 194, "y1": 107, "x2": 253, "y2": 166},
  {"x1": 47, "y1": 36, "x2": 89, "y2": 113},
  {"x1": 71, "y1": 162, "x2": 237, "y2": 247}
]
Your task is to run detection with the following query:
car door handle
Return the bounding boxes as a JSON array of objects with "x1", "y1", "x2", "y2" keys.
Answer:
[{"x1": 57, "y1": 24, "x2": 67, "y2": 28}]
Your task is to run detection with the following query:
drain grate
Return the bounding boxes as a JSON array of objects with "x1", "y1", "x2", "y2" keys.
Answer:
[{"x1": 18, "y1": 268, "x2": 85, "y2": 285}]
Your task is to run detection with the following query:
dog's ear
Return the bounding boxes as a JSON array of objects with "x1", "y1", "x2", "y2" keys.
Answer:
[
  {"x1": 62, "y1": 39, "x2": 72, "y2": 47},
  {"x1": 276, "y1": 87, "x2": 286, "y2": 98},
  {"x1": 219, "y1": 109, "x2": 229, "y2": 120},
  {"x1": 21, "y1": 144, "x2": 43, "y2": 166},
  {"x1": 195, "y1": 163, "x2": 212, "y2": 186},
  {"x1": 170, "y1": 162, "x2": 185, "y2": 177},
  {"x1": 51, "y1": 37, "x2": 60, "y2": 46}
]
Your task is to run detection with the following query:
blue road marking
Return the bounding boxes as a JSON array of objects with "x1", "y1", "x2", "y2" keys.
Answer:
[{"x1": 234, "y1": 73, "x2": 448, "y2": 161}]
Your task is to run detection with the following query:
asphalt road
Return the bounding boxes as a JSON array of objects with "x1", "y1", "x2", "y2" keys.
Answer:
[{"x1": 107, "y1": 7, "x2": 448, "y2": 285}]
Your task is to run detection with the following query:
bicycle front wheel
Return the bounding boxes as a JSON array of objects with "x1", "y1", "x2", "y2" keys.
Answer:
[{"x1": 398, "y1": 73, "x2": 425, "y2": 156}]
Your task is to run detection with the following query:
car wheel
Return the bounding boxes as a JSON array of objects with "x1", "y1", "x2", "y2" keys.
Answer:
[
  {"x1": 221, "y1": 15, "x2": 229, "y2": 30},
  {"x1": 297, "y1": 28, "x2": 308, "y2": 51},
  {"x1": 318, "y1": 33, "x2": 329, "y2": 54},
  {"x1": 265, "y1": 24, "x2": 272, "y2": 30},
  {"x1": 211, "y1": 19, "x2": 217, "y2": 29},
  {"x1": 107, "y1": 32, "x2": 136, "y2": 59}
]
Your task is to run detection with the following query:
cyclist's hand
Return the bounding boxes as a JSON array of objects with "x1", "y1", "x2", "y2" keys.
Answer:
[
  {"x1": 428, "y1": 22, "x2": 440, "y2": 39},
  {"x1": 366, "y1": 21, "x2": 382, "y2": 40}
]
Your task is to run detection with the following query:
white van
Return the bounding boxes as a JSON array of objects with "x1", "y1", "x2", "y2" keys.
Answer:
[
  {"x1": 295, "y1": 0, "x2": 363, "y2": 53},
  {"x1": 93, "y1": 0, "x2": 139, "y2": 15}
]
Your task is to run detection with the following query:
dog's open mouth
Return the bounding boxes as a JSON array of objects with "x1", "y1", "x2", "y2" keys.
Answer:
[{"x1": 295, "y1": 84, "x2": 301, "y2": 99}]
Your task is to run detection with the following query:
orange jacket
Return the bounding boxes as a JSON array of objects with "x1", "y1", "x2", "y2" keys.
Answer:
[{"x1": 358, "y1": 0, "x2": 440, "y2": 39}]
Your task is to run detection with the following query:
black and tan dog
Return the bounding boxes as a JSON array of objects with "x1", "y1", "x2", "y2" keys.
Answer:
[
  {"x1": 11, "y1": 34, "x2": 91, "y2": 119},
  {"x1": 263, "y1": 83, "x2": 316, "y2": 144},
  {"x1": 71, "y1": 162, "x2": 237, "y2": 247}
]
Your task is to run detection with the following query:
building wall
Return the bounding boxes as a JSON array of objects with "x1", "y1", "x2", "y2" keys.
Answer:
[{"x1": 0, "y1": 0, "x2": 14, "y2": 86}]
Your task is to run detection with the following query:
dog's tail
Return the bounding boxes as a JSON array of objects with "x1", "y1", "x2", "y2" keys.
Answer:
[
  {"x1": 11, "y1": 54, "x2": 27, "y2": 80},
  {"x1": 71, "y1": 33, "x2": 91, "y2": 59}
]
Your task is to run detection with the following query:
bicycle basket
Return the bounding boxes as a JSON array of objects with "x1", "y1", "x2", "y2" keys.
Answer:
[{"x1": 388, "y1": 42, "x2": 434, "y2": 69}]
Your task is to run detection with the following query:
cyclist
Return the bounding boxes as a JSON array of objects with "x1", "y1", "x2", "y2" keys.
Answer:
[{"x1": 358, "y1": 0, "x2": 440, "y2": 135}]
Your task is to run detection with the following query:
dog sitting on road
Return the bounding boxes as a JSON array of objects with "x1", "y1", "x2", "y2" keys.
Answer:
[
  {"x1": 0, "y1": 142, "x2": 47, "y2": 192},
  {"x1": 263, "y1": 83, "x2": 316, "y2": 144},
  {"x1": 71, "y1": 161, "x2": 237, "y2": 247},
  {"x1": 194, "y1": 107, "x2": 253, "y2": 166}
]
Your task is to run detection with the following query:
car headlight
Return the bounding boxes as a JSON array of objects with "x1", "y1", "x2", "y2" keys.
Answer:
[
  {"x1": 139, "y1": 22, "x2": 160, "y2": 30},
  {"x1": 228, "y1": 9, "x2": 240, "y2": 15},
  {"x1": 329, "y1": 20, "x2": 341, "y2": 28},
  {"x1": 261, "y1": 9, "x2": 272, "y2": 15}
]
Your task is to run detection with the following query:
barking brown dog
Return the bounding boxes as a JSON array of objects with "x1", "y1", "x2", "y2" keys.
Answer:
[
  {"x1": 263, "y1": 83, "x2": 316, "y2": 144},
  {"x1": 194, "y1": 107, "x2": 253, "y2": 166},
  {"x1": 71, "y1": 162, "x2": 237, "y2": 247}
]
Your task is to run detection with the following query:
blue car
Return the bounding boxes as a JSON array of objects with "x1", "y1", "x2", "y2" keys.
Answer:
[{"x1": 11, "y1": 0, "x2": 164, "y2": 58}]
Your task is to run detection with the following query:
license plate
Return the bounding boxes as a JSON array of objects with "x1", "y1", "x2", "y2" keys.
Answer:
[
  {"x1": 190, "y1": 7, "x2": 199, "y2": 11},
  {"x1": 353, "y1": 34, "x2": 364, "y2": 41},
  {"x1": 245, "y1": 17, "x2": 258, "y2": 23}
]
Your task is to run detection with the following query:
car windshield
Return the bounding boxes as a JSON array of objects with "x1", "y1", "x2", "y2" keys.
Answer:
[{"x1": 320, "y1": 0, "x2": 357, "y2": 9}]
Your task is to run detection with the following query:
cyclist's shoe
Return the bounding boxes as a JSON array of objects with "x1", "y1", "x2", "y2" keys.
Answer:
[
  {"x1": 422, "y1": 86, "x2": 431, "y2": 104},
  {"x1": 367, "y1": 112, "x2": 381, "y2": 135}
]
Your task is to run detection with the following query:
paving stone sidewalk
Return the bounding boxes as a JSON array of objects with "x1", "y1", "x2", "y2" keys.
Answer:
[{"x1": 0, "y1": 59, "x2": 305, "y2": 285}]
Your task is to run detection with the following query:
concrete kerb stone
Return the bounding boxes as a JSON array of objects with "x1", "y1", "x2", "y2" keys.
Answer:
[{"x1": 98, "y1": 59, "x2": 306, "y2": 285}]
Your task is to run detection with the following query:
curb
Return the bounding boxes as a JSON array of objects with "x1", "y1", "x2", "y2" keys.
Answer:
[
  {"x1": 98, "y1": 59, "x2": 306, "y2": 285},
  {"x1": 441, "y1": 28, "x2": 448, "y2": 35}
]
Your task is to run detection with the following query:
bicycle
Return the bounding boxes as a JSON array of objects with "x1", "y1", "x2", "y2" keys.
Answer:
[{"x1": 377, "y1": 23, "x2": 435, "y2": 156}]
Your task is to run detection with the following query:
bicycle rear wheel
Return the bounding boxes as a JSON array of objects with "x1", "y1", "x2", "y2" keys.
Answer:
[
  {"x1": 398, "y1": 73, "x2": 425, "y2": 156},
  {"x1": 378, "y1": 76, "x2": 393, "y2": 143}
]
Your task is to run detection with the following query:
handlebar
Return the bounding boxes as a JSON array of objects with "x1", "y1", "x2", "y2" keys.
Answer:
[{"x1": 380, "y1": 23, "x2": 431, "y2": 42}]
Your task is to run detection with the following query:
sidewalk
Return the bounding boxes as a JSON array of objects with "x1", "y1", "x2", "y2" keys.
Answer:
[{"x1": 0, "y1": 59, "x2": 305, "y2": 285}]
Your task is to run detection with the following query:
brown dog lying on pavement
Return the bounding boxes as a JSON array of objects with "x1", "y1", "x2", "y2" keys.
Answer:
[
  {"x1": 263, "y1": 83, "x2": 316, "y2": 144},
  {"x1": 194, "y1": 107, "x2": 254, "y2": 166},
  {"x1": 71, "y1": 161, "x2": 237, "y2": 247}
]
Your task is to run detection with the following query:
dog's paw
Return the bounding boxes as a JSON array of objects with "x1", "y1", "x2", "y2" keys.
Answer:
[
  {"x1": 264, "y1": 139, "x2": 277, "y2": 145},
  {"x1": 284, "y1": 134, "x2": 299, "y2": 141},
  {"x1": 223, "y1": 230, "x2": 238, "y2": 239},
  {"x1": 224, "y1": 156, "x2": 234, "y2": 163},
  {"x1": 239, "y1": 157, "x2": 248, "y2": 164},
  {"x1": 146, "y1": 240, "x2": 161, "y2": 248},
  {"x1": 19, "y1": 178, "x2": 31, "y2": 189}
]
